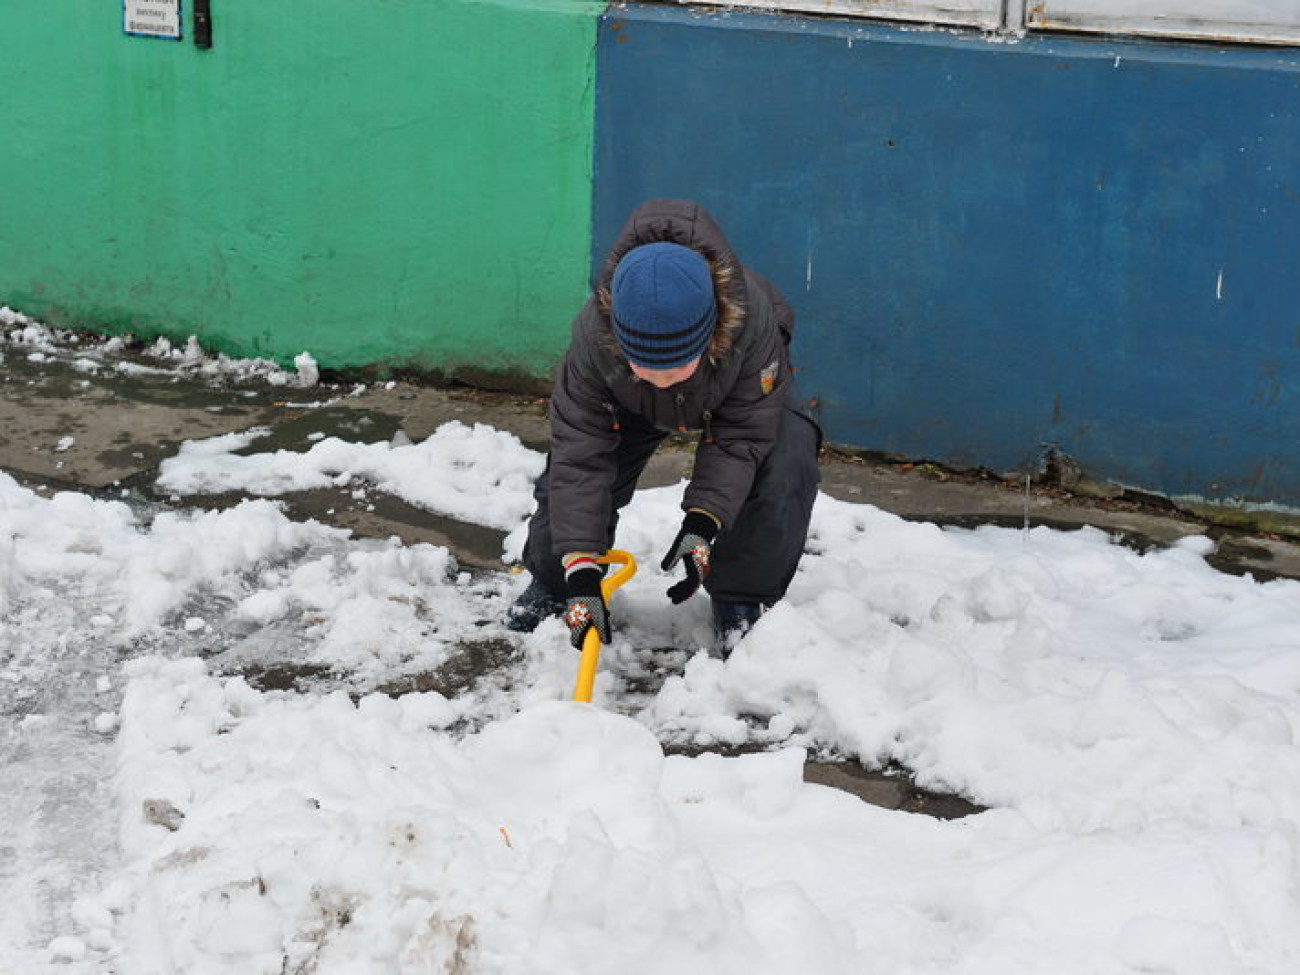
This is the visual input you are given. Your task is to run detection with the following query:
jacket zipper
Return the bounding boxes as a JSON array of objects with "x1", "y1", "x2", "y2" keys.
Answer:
[
  {"x1": 702, "y1": 410, "x2": 715, "y2": 444},
  {"x1": 674, "y1": 393, "x2": 686, "y2": 432},
  {"x1": 604, "y1": 401, "x2": 621, "y2": 432}
]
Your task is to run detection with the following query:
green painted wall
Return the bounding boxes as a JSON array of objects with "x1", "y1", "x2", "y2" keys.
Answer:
[{"x1": 0, "y1": 0, "x2": 599, "y2": 373}]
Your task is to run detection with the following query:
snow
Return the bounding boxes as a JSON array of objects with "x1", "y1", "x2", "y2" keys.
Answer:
[
  {"x1": 4, "y1": 311, "x2": 1300, "y2": 972},
  {"x1": 157, "y1": 421, "x2": 544, "y2": 532}
]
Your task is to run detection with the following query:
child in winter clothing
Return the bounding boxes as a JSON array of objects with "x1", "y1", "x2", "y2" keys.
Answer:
[{"x1": 507, "y1": 198, "x2": 820, "y2": 657}]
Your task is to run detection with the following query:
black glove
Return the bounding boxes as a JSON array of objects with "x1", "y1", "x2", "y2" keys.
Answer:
[
  {"x1": 660, "y1": 510, "x2": 720, "y2": 604},
  {"x1": 564, "y1": 565, "x2": 611, "y2": 650}
]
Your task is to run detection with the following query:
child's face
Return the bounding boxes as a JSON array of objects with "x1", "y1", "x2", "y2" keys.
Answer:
[{"x1": 628, "y1": 357, "x2": 701, "y2": 389}]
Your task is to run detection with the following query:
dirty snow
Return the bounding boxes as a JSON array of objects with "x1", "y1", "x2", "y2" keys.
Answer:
[{"x1": 3, "y1": 310, "x2": 1300, "y2": 973}]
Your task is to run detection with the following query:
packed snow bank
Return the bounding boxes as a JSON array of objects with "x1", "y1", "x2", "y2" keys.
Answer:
[
  {"x1": 639, "y1": 494, "x2": 1300, "y2": 831},
  {"x1": 157, "y1": 420, "x2": 544, "y2": 532},
  {"x1": 108, "y1": 660, "x2": 864, "y2": 974},
  {"x1": 96, "y1": 658, "x2": 1300, "y2": 974},
  {"x1": 3, "y1": 327, "x2": 1300, "y2": 971}
]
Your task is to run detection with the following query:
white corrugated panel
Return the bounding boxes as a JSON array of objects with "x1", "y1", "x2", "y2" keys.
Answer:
[
  {"x1": 668, "y1": 0, "x2": 1300, "y2": 43},
  {"x1": 665, "y1": 0, "x2": 1003, "y2": 31},
  {"x1": 1027, "y1": 0, "x2": 1300, "y2": 44}
]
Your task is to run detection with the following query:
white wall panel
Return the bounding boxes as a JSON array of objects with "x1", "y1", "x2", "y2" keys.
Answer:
[
  {"x1": 666, "y1": 0, "x2": 1003, "y2": 31},
  {"x1": 1027, "y1": 0, "x2": 1300, "y2": 44},
  {"x1": 671, "y1": 0, "x2": 1300, "y2": 43}
]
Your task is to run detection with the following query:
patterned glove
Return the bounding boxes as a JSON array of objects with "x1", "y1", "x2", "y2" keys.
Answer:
[
  {"x1": 563, "y1": 562, "x2": 611, "y2": 650},
  {"x1": 660, "y1": 510, "x2": 720, "y2": 604}
]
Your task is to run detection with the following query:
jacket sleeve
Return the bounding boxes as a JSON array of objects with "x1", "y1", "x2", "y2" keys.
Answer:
[
  {"x1": 682, "y1": 302, "x2": 790, "y2": 528},
  {"x1": 547, "y1": 335, "x2": 621, "y2": 556}
]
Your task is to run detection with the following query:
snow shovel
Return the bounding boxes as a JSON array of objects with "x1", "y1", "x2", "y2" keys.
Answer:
[{"x1": 573, "y1": 549, "x2": 637, "y2": 703}]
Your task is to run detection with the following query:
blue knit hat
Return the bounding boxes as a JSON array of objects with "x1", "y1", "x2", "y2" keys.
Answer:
[{"x1": 610, "y1": 242, "x2": 717, "y2": 369}]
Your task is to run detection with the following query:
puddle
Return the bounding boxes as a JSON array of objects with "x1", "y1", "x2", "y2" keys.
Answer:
[
  {"x1": 667, "y1": 740, "x2": 985, "y2": 820},
  {"x1": 278, "y1": 489, "x2": 509, "y2": 572},
  {"x1": 664, "y1": 740, "x2": 983, "y2": 819},
  {"x1": 802, "y1": 760, "x2": 985, "y2": 819},
  {"x1": 224, "y1": 661, "x2": 338, "y2": 693},
  {"x1": 373, "y1": 638, "x2": 521, "y2": 699},
  {"x1": 232, "y1": 408, "x2": 404, "y2": 453}
]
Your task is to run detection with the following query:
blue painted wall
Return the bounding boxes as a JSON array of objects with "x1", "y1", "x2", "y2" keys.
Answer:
[{"x1": 595, "y1": 5, "x2": 1300, "y2": 505}]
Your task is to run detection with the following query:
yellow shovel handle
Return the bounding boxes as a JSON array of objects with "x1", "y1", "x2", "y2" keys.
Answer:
[{"x1": 573, "y1": 550, "x2": 638, "y2": 703}]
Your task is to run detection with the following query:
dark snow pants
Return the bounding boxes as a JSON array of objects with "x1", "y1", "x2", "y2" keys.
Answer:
[{"x1": 520, "y1": 405, "x2": 821, "y2": 605}]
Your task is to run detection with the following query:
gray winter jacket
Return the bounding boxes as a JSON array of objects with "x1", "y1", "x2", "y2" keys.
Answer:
[{"x1": 547, "y1": 199, "x2": 795, "y2": 555}]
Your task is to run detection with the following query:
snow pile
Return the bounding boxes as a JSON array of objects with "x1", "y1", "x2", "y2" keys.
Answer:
[
  {"x1": 157, "y1": 420, "x2": 544, "y2": 531},
  {"x1": 1, "y1": 307, "x2": 319, "y2": 387},
  {"x1": 0, "y1": 472, "x2": 492, "y2": 689},
  {"x1": 0, "y1": 474, "x2": 332, "y2": 636},
  {"x1": 2, "y1": 346, "x2": 1300, "y2": 970},
  {"x1": 90, "y1": 652, "x2": 1300, "y2": 974},
  {"x1": 107, "y1": 665, "x2": 864, "y2": 975},
  {"x1": 2, "y1": 305, "x2": 80, "y2": 353},
  {"x1": 643, "y1": 497, "x2": 1300, "y2": 829},
  {"x1": 95, "y1": 444, "x2": 1300, "y2": 971},
  {"x1": 142, "y1": 335, "x2": 321, "y2": 388}
]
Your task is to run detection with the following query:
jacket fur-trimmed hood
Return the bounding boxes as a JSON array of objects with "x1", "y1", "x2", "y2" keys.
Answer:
[
  {"x1": 546, "y1": 199, "x2": 799, "y2": 552},
  {"x1": 592, "y1": 199, "x2": 747, "y2": 365}
]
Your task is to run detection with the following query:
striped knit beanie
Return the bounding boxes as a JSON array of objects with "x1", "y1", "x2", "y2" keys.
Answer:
[{"x1": 610, "y1": 242, "x2": 717, "y2": 369}]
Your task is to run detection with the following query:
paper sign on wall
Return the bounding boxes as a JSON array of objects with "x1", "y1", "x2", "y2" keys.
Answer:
[{"x1": 124, "y1": 0, "x2": 182, "y2": 40}]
